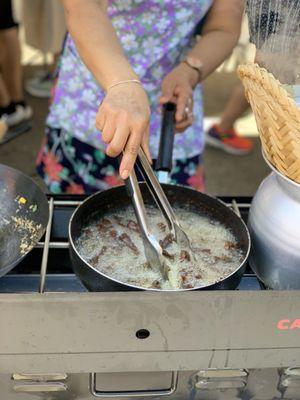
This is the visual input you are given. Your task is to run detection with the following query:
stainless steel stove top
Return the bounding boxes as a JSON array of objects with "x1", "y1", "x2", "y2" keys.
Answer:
[{"x1": 0, "y1": 195, "x2": 299, "y2": 400}]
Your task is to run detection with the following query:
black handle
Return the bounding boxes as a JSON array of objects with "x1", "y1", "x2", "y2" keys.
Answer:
[{"x1": 156, "y1": 102, "x2": 176, "y2": 172}]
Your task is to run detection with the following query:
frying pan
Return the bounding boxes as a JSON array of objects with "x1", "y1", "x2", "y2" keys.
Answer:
[
  {"x1": 69, "y1": 184, "x2": 250, "y2": 291},
  {"x1": 69, "y1": 105, "x2": 251, "y2": 292},
  {"x1": 0, "y1": 164, "x2": 49, "y2": 277}
]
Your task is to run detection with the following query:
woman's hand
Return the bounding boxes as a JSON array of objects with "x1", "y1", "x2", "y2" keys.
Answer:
[
  {"x1": 160, "y1": 63, "x2": 199, "y2": 133},
  {"x1": 96, "y1": 83, "x2": 151, "y2": 180}
]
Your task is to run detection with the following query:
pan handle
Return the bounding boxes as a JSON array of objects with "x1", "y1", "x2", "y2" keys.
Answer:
[
  {"x1": 155, "y1": 102, "x2": 176, "y2": 173},
  {"x1": 90, "y1": 372, "x2": 178, "y2": 398}
]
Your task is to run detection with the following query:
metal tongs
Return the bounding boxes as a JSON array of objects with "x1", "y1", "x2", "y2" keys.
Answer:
[
  {"x1": 125, "y1": 148, "x2": 193, "y2": 279},
  {"x1": 123, "y1": 103, "x2": 193, "y2": 280}
]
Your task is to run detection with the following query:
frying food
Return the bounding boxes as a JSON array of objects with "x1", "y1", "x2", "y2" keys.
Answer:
[{"x1": 76, "y1": 206, "x2": 244, "y2": 290}]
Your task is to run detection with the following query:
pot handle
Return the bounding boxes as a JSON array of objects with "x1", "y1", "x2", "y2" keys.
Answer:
[
  {"x1": 90, "y1": 371, "x2": 178, "y2": 398},
  {"x1": 155, "y1": 102, "x2": 176, "y2": 173},
  {"x1": 231, "y1": 200, "x2": 241, "y2": 218}
]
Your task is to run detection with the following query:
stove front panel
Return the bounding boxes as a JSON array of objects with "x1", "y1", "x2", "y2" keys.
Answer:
[
  {"x1": 0, "y1": 291, "x2": 300, "y2": 373},
  {"x1": 1, "y1": 368, "x2": 299, "y2": 400}
]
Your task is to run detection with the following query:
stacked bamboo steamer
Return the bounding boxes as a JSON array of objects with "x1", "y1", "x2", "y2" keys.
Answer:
[{"x1": 238, "y1": 63, "x2": 300, "y2": 184}]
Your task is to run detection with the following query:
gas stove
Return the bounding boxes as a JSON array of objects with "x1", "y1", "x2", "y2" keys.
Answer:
[
  {"x1": 0, "y1": 195, "x2": 299, "y2": 400},
  {"x1": 0, "y1": 195, "x2": 259, "y2": 293}
]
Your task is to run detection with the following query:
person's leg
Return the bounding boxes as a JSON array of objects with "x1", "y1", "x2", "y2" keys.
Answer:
[
  {"x1": 25, "y1": 52, "x2": 61, "y2": 99},
  {"x1": 0, "y1": 0, "x2": 16, "y2": 108},
  {"x1": 25, "y1": 0, "x2": 66, "y2": 98},
  {"x1": 218, "y1": 85, "x2": 250, "y2": 132},
  {"x1": 0, "y1": 0, "x2": 32, "y2": 127},
  {"x1": 0, "y1": 75, "x2": 9, "y2": 140},
  {"x1": 0, "y1": 26, "x2": 23, "y2": 102},
  {"x1": 0, "y1": 75, "x2": 11, "y2": 107},
  {"x1": 206, "y1": 83, "x2": 254, "y2": 155}
]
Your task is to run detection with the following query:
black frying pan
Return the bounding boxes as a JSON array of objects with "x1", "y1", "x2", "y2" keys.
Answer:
[
  {"x1": 69, "y1": 104, "x2": 251, "y2": 292},
  {"x1": 69, "y1": 184, "x2": 250, "y2": 291},
  {"x1": 0, "y1": 164, "x2": 49, "y2": 277}
]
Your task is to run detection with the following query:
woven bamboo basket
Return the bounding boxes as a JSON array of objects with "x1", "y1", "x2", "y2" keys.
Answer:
[{"x1": 237, "y1": 63, "x2": 300, "y2": 184}]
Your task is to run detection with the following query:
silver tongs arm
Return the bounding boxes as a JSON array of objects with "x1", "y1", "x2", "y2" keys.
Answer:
[
  {"x1": 136, "y1": 148, "x2": 192, "y2": 250},
  {"x1": 125, "y1": 161, "x2": 168, "y2": 279}
]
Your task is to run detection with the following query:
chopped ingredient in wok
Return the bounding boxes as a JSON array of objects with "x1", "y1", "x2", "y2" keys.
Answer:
[
  {"x1": 152, "y1": 280, "x2": 161, "y2": 289},
  {"x1": 76, "y1": 206, "x2": 244, "y2": 290},
  {"x1": 182, "y1": 283, "x2": 193, "y2": 289},
  {"x1": 11, "y1": 216, "x2": 42, "y2": 255},
  {"x1": 157, "y1": 222, "x2": 166, "y2": 232},
  {"x1": 214, "y1": 254, "x2": 232, "y2": 263},
  {"x1": 180, "y1": 250, "x2": 191, "y2": 262},
  {"x1": 224, "y1": 241, "x2": 237, "y2": 250},
  {"x1": 200, "y1": 248, "x2": 211, "y2": 254},
  {"x1": 162, "y1": 249, "x2": 175, "y2": 260},
  {"x1": 29, "y1": 204, "x2": 38, "y2": 212},
  {"x1": 18, "y1": 197, "x2": 27, "y2": 205},
  {"x1": 90, "y1": 246, "x2": 108, "y2": 266},
  {"x1": 90, "y1": 254, "x2": 99, "y2": 265},
  {"x1": 118, "y1": 233, "x2": 139, "y2": 255},
  {"x1": 109, "y1": 229, "x2": 117, "y2": 238},
  {"x1": 159, "y1": 233, "x2": 174, "y2": 249},
  {"x1": 102, "y1": 218, "x2": 112, "y2": 227},
  {"x1": 113, "y1": 215, "x2": 126, "y2": 227},
  {"x1": 97, "y1": 219, "x2": 112, "y2": 233},
  {"x1": 127, "y1": 220, "x2": 139, "y2": 232}
]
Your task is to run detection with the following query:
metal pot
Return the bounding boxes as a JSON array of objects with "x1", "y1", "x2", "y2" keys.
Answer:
[{"x1": 248, "y1": 156, "x2": 300, "y2": 289}]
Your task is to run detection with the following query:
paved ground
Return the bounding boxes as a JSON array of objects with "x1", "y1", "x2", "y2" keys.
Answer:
[{"x1": 0, "y1": 67, "x2": 269, "y2": 196}]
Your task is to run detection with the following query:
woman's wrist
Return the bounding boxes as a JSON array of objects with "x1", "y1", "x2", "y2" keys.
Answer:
[
  {"x1": 106, "y1": 79, "x2": 142, "y2": 92},
  {"x1": 93, "y1": 56, "x2": 140, "y2": 92},
  {"x1": 178, "y1": 62, "x2": 200, "y2": 88}
]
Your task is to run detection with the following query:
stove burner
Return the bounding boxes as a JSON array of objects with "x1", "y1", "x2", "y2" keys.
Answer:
[{"x1": 0, "y1": 195, "x2": 261, "y2": 293}]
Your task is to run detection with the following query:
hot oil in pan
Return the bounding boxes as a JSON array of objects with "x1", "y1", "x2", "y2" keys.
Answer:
[{"x1": 76, "y1": 206, "x2": 244, "y2": 290}]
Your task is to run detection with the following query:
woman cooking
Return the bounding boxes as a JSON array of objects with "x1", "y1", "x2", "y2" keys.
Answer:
[{"x1": 37, "y1": 0, "x2": 244, "y2": 194}]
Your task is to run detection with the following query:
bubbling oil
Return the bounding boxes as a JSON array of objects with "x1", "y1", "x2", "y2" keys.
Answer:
[{"x1": 76, "y1": 207, "x2": 244, "y2": 290}]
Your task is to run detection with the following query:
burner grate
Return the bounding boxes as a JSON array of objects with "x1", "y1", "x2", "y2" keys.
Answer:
[{"x1": 0, "y1": 196, "x2": 261, "y2": 293}]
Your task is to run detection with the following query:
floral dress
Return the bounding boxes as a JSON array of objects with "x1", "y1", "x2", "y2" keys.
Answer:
[{"x1": 37, "y1": 0, "x2": 213, "y2": 194}]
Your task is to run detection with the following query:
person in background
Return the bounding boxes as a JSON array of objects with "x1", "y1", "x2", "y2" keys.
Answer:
[
  {"x1": 21, "y1": 0, "x2": 66, "y2": 98},
  {"x1": 0, "y1": 0, "x2": 32, "y2": 131},
  {"x1": 37, "y1": 0, "x2": 244, "y2": 194},
  {"x1": 206, "y1": 83, "x2": 253, "y2": 155}
]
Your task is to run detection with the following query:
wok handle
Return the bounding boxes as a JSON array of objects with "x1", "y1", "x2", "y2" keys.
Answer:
[{"x1": 155, "y1": 102, "x2": 176, "y2": 173}]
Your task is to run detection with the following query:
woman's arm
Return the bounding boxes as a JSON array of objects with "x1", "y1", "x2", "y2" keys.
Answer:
[
  {"x1": 62, "y1": 0, "x2": 137, "y2": 88},
  {"x1": 62, "y1": 0, "x2": 151, "y2": 179},
  {"x1": 189, "y1": 0, "x2": 244, "y2": 80},
  {"x1": 161, "y1": 0, "x2": 244, "y2": 130}
]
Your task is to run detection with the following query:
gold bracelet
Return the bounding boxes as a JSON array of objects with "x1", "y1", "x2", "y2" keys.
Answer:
[{"x1": 106, "y1": 79, "x2": 141, "y2": 91}]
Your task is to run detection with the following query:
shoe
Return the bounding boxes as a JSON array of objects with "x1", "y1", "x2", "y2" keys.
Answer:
[
  {"x1": 206, "y1": 124, "x2": 254, "y2": 155},
  {"x1": 25, "y1": 72, "x2": 53, "y2": 98},
  {"x1": 0, "y1": 102, "x2": 33, "y2": 127}
]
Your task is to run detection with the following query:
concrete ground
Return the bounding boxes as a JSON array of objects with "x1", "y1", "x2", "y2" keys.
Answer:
[{"x1": 0, "y1": 66, "x2": 269, "y2": 197}]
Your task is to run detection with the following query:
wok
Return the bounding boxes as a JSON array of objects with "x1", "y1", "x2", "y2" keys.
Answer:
[
  {"x1": 69, "y1": 183, "x2": 250, "y2": 291},
  {"x1": 0, "y1": 164, "x2": 49, "y2": 277}
]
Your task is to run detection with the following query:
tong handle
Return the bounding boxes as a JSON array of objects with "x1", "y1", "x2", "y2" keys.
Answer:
[
  {"x1": 156, "y1": 103, "x2": 176, "y2": 173},
  {"x1": 137, "y1": 148, "x2": 178, "y2": 235}
]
